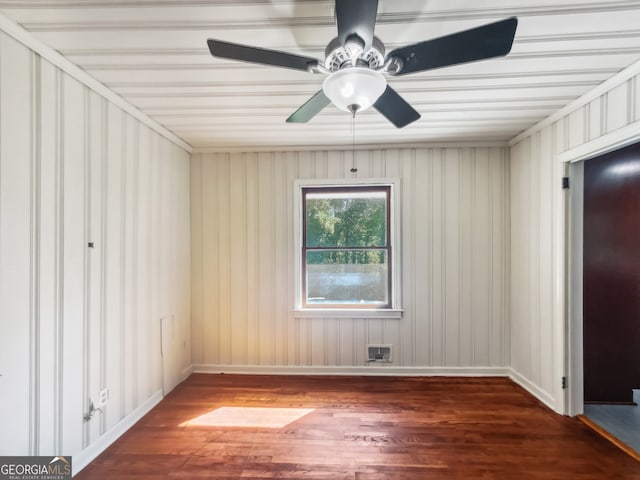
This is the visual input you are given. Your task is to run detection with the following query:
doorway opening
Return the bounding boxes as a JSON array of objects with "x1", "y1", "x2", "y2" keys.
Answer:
[{"x1": 568, "y1": 141, "x2": 640, "y2": 456}]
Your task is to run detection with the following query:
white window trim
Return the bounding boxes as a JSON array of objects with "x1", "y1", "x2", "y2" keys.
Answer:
[{"x1": 292, "y1": 177, "x2": 403, "y2": 319}]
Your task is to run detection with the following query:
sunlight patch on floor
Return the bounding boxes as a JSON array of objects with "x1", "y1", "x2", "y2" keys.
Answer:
[{"x1": 180, "y1": 407, "x2": 315, "y2": 428}]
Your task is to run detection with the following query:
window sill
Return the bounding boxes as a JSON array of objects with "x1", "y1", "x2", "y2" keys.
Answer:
[{"x1": 292, "y1": 309, "x2": 403, "y2": 319}]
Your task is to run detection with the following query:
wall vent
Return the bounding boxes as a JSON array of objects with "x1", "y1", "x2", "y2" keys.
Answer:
[{"x1": 367, "y1": 344, "x2": 392, "y2": 363}]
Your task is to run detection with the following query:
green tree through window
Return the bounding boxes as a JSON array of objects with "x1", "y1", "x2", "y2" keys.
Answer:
[{"x1": 302, "y1": 186, "x2": 391, "y2": 307}]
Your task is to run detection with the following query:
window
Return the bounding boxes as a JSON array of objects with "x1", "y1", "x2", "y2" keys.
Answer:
[{"x1": 301, "y1": 185, "x2": 392, "y2": 309}]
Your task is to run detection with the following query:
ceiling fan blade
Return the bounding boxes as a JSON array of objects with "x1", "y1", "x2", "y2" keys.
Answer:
[
  {"x1": 286, "y1": 91, "x2": 331, "y2": 123},
  {"x1": 335, "y1": 0, "x2": 379, "y2": 51},
  {"x1": 207, "y1": 39, "x2": 319, "y2": 72},
  {"x1": 387, "y1": 17, "x2": 518, "y2": 76},
  {"x1": 373, "y1": 86, "x2": 421, "y2": 128}
]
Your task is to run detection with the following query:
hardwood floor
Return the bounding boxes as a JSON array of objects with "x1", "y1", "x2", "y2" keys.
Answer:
[{"x1": 76, "y1": 375, "x2": 640, "y2": 479}]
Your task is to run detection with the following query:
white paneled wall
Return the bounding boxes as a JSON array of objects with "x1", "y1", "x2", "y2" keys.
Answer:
[
  {"x1": 0, "y1": 31, "x2": 191, "y2": 466},
  {"x1": 509, "y1": 63, "x2": 640, "y2": 413},
  {"x1": 191, "y1": 147, "x2": 510, "y2": 373}
]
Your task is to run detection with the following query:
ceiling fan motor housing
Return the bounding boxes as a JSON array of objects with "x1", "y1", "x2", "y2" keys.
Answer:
[{"x1": 324, "y1": 36, "x2": 386, "y2": 71}]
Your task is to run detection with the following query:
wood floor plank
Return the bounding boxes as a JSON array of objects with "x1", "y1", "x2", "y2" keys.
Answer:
[{"x1": 76, "y1": 375, "x2": 640, "y2": 479}]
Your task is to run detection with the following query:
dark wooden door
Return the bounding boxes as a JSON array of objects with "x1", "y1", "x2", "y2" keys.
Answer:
[{"x1": 583, "y1": 141, "x2": 640, "y2": 404}]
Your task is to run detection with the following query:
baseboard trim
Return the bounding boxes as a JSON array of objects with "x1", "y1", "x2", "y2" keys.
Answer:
[
  {"x1": 191, "y1": 364, "x2": 511, "y2": 377},
  {"x1": 180, "y1": 364, "x2": 194, "y2": 382},
  {"x1": 509, "y1": 368, "x2": 557, "y2": 411},
  {"x1": 180, "y1": 365, "x2": 562, "y2": 413},
  {"x1": 73, "y1": 389, "x2": 163, "y2": 476}
]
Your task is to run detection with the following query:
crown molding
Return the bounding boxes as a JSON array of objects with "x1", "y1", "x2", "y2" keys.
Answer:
[
  {"x1": 509, "y1": 57, "x2": 640, "y2": 146},
  {"x1": 190, "y1": 140, "x2": 509, "y2": 154},
  {"x1": 0, "y1": 11, "x2": 192, "y2": 153}
]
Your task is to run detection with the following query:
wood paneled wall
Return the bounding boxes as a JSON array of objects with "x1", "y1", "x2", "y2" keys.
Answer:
[
  {"x1": 509, "y1": 64, "x2": 640, "y2": 412},
  {"x1": 191, "y1": 147, "x2": 510, "y2": 372},
  {"x1": 0, "y1": 32, "x2": 191, "y2": 461}
]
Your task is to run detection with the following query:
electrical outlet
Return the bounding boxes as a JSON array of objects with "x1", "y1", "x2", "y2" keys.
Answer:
[
  {"x1": 98, "y1": 388, "x2": 109, "y2": 406},
  {"x1": 85, "y1": 389, "x2": 108, "y2": 422}
]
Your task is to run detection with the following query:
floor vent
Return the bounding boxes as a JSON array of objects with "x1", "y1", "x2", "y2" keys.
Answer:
[{"x1": 367, "y1": 344, "x2": 392, "y2": 363}]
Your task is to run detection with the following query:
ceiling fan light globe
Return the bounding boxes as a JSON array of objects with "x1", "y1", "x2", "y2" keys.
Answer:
[{"x1": 322, "y1": 67, "x2": 387, "y2": 113}]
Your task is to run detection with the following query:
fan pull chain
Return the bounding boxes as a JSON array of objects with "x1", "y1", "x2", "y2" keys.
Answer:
[{"x1": 350, "y1": 111, "x2": 358, "y2": 174}]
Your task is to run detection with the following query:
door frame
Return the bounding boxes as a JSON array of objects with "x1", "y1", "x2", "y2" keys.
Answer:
[
  {"x1": 567, "y1": 160, "x2": 584, "y2": 416},
  {"x1": 560, "y1": 126, "x2": 640, "y2": 416}
]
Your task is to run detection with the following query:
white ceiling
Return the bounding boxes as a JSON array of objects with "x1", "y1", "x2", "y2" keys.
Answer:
[{"x1": 2, "y1": 0, "x2": 640, "y2": 150}]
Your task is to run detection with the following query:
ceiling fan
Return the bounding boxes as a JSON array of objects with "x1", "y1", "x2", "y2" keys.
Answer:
[{"x1": 207, "y1": 1, "x2": 518, "y2": 128}]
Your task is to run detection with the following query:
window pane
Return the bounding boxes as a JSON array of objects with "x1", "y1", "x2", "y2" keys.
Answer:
[
  {"x1": 306, "y1": 250, "x2": 388, "y2": 305},
  {"x1": 305, "y1": 190, "x2": 387, "y2": 247}
]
